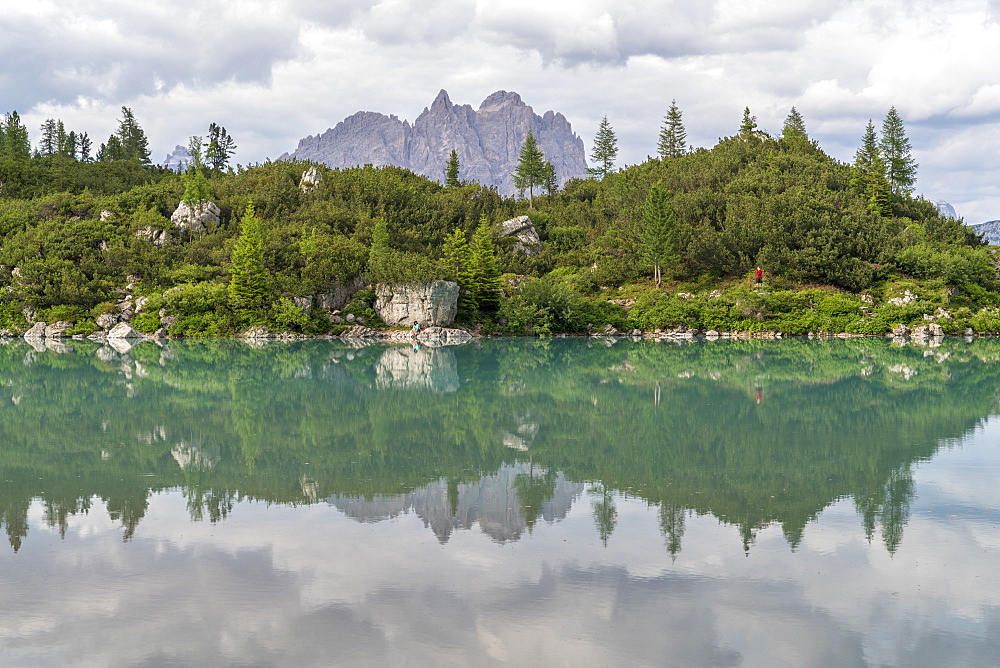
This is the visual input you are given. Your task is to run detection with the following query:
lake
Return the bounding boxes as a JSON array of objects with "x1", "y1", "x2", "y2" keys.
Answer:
[{"x1": 0, "y1": 336, "x2": 997, "y2": 666}]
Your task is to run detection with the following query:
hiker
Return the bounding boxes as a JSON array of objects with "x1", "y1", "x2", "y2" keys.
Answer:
[
  {"x1": 411, "y1": 320, "x2": 422, "y2": 336},
  {"x1": 755, "y1": 266, "x2": 763, "y2": 285}
]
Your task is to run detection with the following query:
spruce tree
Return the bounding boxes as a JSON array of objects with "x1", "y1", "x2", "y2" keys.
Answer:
[
  {"x1": 113, "y1": 107, "x2": 151, "y2": 164},
  {"x1": 739, "y1": 107, "x2": 758, "y2": 137},
  {"x1": 228, "y1": 202, "x2": 268, "y2": 312},
  {"x1": 880, "y1": 106, "x2": 917, "y2": 195},
  {"x1": 513, "y1": 130, "x2": 546, "y2": 208},
  {"x1": 205, "y1": 123, "x2": 237, "y2": 171},
  {"x1": 445, "y1": 149, "x2": 461, "y2": 188},
  {"x1": 852, "y1": 120, "x2": 891, "y2": 216},
  {"x1": 588, "y1": 115, "x2": 618, "y2": 179},
  {"x1": 657, "y1": 100, "x2": 687, "y2": 159},
  {"x1": 541, "y1": 161, "x2": 558, "y2": 197},
  {"x1": 0, "y1": 112, "x2": 31, "y2": 161},
  {"x1": 442, "y1": 228, "x2": 478, "y2": 314},
  {"x1": 781, "y1": 107, "x2": 807, "y2": 141},
  {"x1": 469, "y1": 219, "x2": 503, "y2": 312},
  {"x1": 641, "y1": 184, "x2": 680, "y2": 288},
  {"x1": 367, "y1": 218, "x2": 393, "y2": 285}
]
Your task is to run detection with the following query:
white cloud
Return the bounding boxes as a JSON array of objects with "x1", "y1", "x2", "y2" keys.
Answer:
[{"x1": 3, "y1": 0, "x2": 1000, "y2": 218}]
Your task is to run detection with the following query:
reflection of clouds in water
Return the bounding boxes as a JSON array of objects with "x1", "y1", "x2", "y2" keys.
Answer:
[{"x1": 4, "y1": 450, "x2": 999, "y2": 668}]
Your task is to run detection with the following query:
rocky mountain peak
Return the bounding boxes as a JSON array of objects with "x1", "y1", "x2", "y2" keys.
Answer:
[{"x1": 280, "y1": 90, "x2": 586, "y2": 195}]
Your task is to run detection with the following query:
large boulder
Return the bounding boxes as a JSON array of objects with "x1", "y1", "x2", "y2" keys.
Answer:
[
  {"x1": 23, "y1": 322, "x2": 46, "y2": 339},
  {"x1": 107, "y1": 322, "x2": 144, "y2": 340},
  {"x1": 375, "y1": 281, "x2": 459, "y2": 327},
  {"x1": 170, "y1": 200, "x2": 221, "y2": 234},
  {"x1": 44, "y1": 321, "x2": 72, "y2": 338},
  {"x1": 300, "y1": 166, "x2": 322, "y2": 192},
  {"x1": 499, "y1": 215, "x2": 540, "y2": 255}
]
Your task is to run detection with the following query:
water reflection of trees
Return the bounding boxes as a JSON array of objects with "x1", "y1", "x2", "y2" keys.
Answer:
[{"x1": 0, "y1": 337, "x2": 996, "y2": 554}]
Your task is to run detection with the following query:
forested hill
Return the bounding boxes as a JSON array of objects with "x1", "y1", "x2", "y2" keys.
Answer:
[{"x1": 0, "y1": 109, "x2": 996, "y2": 338}]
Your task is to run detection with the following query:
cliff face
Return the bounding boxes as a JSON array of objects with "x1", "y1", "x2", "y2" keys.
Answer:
[{"x1": 280, "y1": 90, "x2": 587, "y2": 195}]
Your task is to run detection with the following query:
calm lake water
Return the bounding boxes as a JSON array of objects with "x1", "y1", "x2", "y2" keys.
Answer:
[{"x1": 0, "y1": 336, "x2": 998, "y2": 667}]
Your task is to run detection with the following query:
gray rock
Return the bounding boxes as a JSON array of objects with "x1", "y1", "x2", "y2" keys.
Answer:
[
  {"x1": 499, "y1": 215, "x2": 541, "y2": 255},
  {"x1": 280, "y1": 90, "x2": 587, "y2": 196},
  {"x1": 375, "y1": 281, "x2": 459, "y2": 327},
  {"x1": 96, "y1": 313, "x2": 120, "y2": 330},
  {"x1": 107, "y1": 322, "x2": 144, "y2": 339},
  {"x1": 300, "y1": 166, "x2": 322, "y2": 192},
  {"x1": 315, "y1": 278, "x2": 364, "y2": 311},
  {"x1": 170, "y1": 200, "x2": 221, "y2": 234},
  {"x1": 44, "y1": 321, "x2": 72, "y2": 338},
  {"x1": 23, "y1": 322, "x2": 46, "y2": 339}
]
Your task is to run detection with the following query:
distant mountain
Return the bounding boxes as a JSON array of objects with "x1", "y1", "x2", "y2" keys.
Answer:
[
  {"x1": 930, "y1": 200, "x2": 957, "y2": 219},
  {"x1": 280, "y1": 90, "x2": 588, "y2": 195},
  {"x1": 161, "y1": 145, "x2": 190, "y2": 172},
  {"x1": 969, "y1": 220, "x2": 1000, "y2": 245}
]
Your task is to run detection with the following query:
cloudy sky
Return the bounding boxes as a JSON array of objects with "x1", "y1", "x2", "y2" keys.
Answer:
[{"x1": 3, "y1": 0, "x2": 1000, "y2": 222}]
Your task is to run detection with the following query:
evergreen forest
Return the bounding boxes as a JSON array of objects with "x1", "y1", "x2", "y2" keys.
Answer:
[{"x1": 0, "y1": 105, "x2": 995, "y2": 337}]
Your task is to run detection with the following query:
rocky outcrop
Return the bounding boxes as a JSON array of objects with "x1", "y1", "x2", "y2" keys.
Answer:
[
  {"x1": 170, "y1": 200, "x2": 221, "y2": 234},
  {"x1": 107, "y1": 322, "x2": 144, "y2": 339},
  {"x1": 375, "y1": 281, "x2": 459, "y2": 327},
  {"x1": 280, "y1": 90, "x2": 587, "y2": 196},
  {"x1": 499, "y1": 215, "x2": 541, "y2": 254},
  {"x1": 299, "y1": 166, "x2": 322, "y2": 192},
  {"x1": 970, "y1": 219, "x2": 1000, "y2": 245}
]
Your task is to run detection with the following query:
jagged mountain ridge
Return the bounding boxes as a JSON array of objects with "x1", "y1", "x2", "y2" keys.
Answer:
[
  {"x1": 969, "y1": 220, "x2": 1000, "y2": 245},
  {"x1": 280, "y1": 90, "x2": 588, "y2": 195}
]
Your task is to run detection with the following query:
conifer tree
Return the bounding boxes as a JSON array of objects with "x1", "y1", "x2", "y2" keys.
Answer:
[
  {"x1": 181, "y1": 136, "x2": 210, "y2": 208},
  {"x1": 110, "y1": 107, "x2": 151, "y2": 164},
  {"x1": 541, "y1": 161, "x2": 558, "y2": 197},
  {"x1": 880, "y1": 106, "x2": 917, "y2": 195},
  {"x1": 367, "y1": 218, "x2": 393, "y2": 285},
  {"x1": 445, "y1": 149, "x2": 461, "y2": 188},
  {"x1": 205, "y1": 123, "x2": 236, "y2": 171},
  {"x1": 657, "y1": 99, "x2": 687, "y2": 159},
  {"x1": 852, "y1": 120, "x2": 891, "y2": 216},
  {"x1": 781, "y1": 107, "x2": 807, "y2": 141},
  {"x1": 513, "y1": 130, "x2": 546, "y2": 208},
  {"x1": 469, "y1": 219, "x2": 502, "y2": 312},
  {"x1": 228, "y1": 202, "x2": 268, "y2": 312},
  {"x1": 642, "y1": 184, "x2": 680, "y2": 288},
  {"x1": 0, "y1": 112, "x2": 31, "y2": 161},
  {"x1": 739, "y1": 107, "x2": 759, "y2": 137},
  {"x1": 442, "y1": 228, "x2": 478, "y2": 314},
  {"x1": 588, "y1": 115, "x2": 618, "y2": 179}
]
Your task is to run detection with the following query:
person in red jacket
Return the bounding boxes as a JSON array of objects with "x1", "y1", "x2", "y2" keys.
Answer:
[{"x1": 755, "y1": 266, "x2": 763, "y2": 285}]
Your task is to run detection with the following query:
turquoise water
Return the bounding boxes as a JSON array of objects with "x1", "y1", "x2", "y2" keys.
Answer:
[{"x1": 0, "y1": 337, "x2": 997, "y2": 666}]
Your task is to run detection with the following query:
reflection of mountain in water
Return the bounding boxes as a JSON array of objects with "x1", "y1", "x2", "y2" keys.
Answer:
[
  {"x1": 329, "y1": 463, "x2": 584, "y2": 543},
  {"x1": 3, "y1": 337, "x2": 999, "y2": 554}
]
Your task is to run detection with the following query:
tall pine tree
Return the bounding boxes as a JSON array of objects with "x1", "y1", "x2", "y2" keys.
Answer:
[
  {"x1": 513, "y1": 130, "x2": 547, "y2": 208},
  {"x1": 588, "y1": 115, "x2": 618, "y2": 179},
  {"x1": 852, "y1": 120, "x2": 891, "y2": 216},
  {"x1": 642, "y1": 184, "x2": 680, "y2": 288},
  {"x1": 228, "y1": 202, "x2": 268, "y2": 312},
  {"x1": 445, "y1": 149, "x2": 461, "y2": 188},
  {"x1": 657, "y1": 100, "x2": 687, "y2": 159},
  {"x1": 880, "y1": 106, "x2": 917, "y2": 195}
]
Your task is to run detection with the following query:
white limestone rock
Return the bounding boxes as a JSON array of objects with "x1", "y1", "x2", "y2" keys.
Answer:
[
  {"x1": 375, "y1": 281, "x2": 459, "y2": 327},
  {"x1": 499, "y1": 215, "x2": 541, "y2": 255},
  {"x1": 170, "y1": 200, "x2": 221, "y2": 234},
  {"x1": 107, "y1": 322, "x2": 144, "y2": 339}
]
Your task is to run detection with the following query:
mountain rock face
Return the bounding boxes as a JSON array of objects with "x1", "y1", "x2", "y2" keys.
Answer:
[
  {"x1": 930, "y1": 200, "x2": 957, "y2": 219},
  {"x1": 970, "y1": 220, "x2": 1000, "y2": 245},
  {"x1": 280, "y1": 90, "x2": 588, "y2": 195}
]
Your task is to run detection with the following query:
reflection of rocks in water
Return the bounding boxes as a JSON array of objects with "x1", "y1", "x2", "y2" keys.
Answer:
[
  {"x1": 171, "y1": 442, "x2": 220, "y2": 470},
  {"x1": 328, "y1": 462, "x2": 584, "y2": 543},
  {"x1": 374, "y1": 346, "x2": 459, "y2": 392},
  {"x1": 503, "y1": 415, "x2": 539, "y2": 451},
  {"x1": 106, "y1": 338, "x2": 135, "y2": 355}
]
